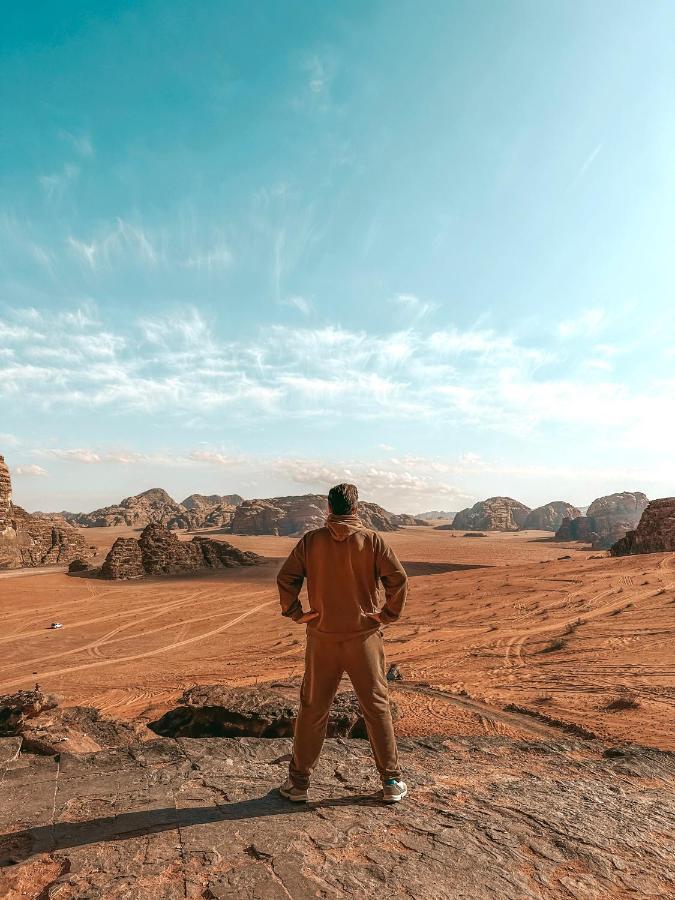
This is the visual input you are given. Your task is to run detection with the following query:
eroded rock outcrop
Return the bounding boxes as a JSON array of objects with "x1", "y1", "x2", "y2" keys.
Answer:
[
  {"x1": 100, "y1": 523, "x2": 261, "y2": 579},
  {"x1": 555, "y1": 492, "x2": 649, "y2": 549},
  {"x1": 1, "y1": 728, "x2": 673, "y2": 897},
  {"x1": 522, "y1": 501, "x2": 582, "y2": 532},
  {"x1": 446, "y1": 497, "x2": 531, "y2": 532},
  {"x1": 0, "y1": 456, "x2": 93, "y2": 569},
  {"x1": 149, "y1": 684, "x2": 395, "y2": 739},
  {"x1": 610, "y1": 497, "x2": 675, "y2": 556},
  {"x1": 230, "y1": 494, "x2": 421, "y2": 536}
]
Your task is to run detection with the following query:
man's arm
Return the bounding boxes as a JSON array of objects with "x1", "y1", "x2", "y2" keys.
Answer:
[
  {"x1": 277, "y1": 537, "x2": 308, "y2": 622},
  {"x1": 374, "y1": 536, "x2": 408, "y2": 623}
]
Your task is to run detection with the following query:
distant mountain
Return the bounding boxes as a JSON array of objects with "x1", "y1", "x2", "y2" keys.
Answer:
[
  {"x1": 66, "y1": 488, "x2": 243, "y2": 530},
  {"x1": 230, "y1": 494, "x2": 425, "y2": 536},
  {"x1": 416, "y1": 510, "x2": 456, "y2": 521},
  {"x1": 555, "y1": 491, "x2": 649, "y2": 549},
  {"x1": 522, "y1": 501, "x2": 582, "y2": 532},
  {"x1": 444, "y1": 497, "x2": 531, "y2": 532}
]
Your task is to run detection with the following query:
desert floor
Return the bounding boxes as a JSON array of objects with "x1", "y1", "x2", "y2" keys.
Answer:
[{"x1": 0, "y1": 526, "x2": 673, "y2": 749}]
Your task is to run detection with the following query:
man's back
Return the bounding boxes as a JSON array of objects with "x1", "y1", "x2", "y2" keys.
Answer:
[{"x1": 277, "y1": 513, "x2": 408, "y2": 640}]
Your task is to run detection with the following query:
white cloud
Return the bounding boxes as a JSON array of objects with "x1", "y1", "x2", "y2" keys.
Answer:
[
  {"x1": 12, "y1": 464, "x2": 47, "y2": 477},
  {"x1": 558, "y1": 308, "x2": 606, "y2": 339},
  {"x1": 68, "y1": 218, "x2": 159, "y2": 270},
  {"x1": 283, "y1": 295, "x2": 313, "y2": 315},
  {"x1": 59, "y1": 130, "x2": 94, "y2": 158},
  {"x1": 0, "y1": 433, "x2": 20, "y2": 448},
  {"x1": 39, "y1": 163, "x2": 79, "y2": 201},
  {"x1": 183, "y1": 243, "x2": 232, "y2": 272},
  {"x1": 393, "y1": 293, "x2": 438, "y2": 322}
]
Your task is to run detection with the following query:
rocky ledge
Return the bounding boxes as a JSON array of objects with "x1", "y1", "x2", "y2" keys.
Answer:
[
  {"x1": 1, "y1": 731, "x2": 673, "y2": 899},
  {"x1": 1, "y1": 685, "x2": 674, "y2": 898},
  {"x1": 610, "y1": 496, "x2": 675, "y2": 556}
]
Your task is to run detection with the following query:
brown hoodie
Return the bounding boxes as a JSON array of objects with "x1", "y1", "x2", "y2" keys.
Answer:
[{"x1": 277, "y1": 513, "x2": 408, "y2": 640}]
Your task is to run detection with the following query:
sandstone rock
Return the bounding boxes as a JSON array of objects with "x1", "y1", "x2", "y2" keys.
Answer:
[
  {"x1": 0, "y1": 456, "x2": 93, "y2": 569},
  {"x1": 0, "y1": 690, "x2": 59, "y2": 735},
  {"x1": 555, "y1": 492, "x2": 648, "y2": 549},
  {"x1": 99, "y1": 537, "x2": 144, "y2": 580},
  {"x1": 1, "y1": 731, "x2": 673, "y2": 897},
  {"x1": 100, "y1": 524, "x2": 261, "y2": 579},
  {"x1": 0, "y1": 690, "x2": 137, "y2": 755},
  {"x1": 610, "y1": 497, "x2": 675, "y2": 556},
  {"x1": 182, "y1": 493, "x2": 243, "y2": 511},
  {"x1": 523, "y1": 501, "x2": 582, "y2": 532},
  {"x1": 148, "y1": 684, "x2": 393, "y2": 739},
  {"x1": 67, "y1": 559, "x2": 91, "y2": 573},
  {"x1": 446, "y1": 497, "x2": 531, "y2": 532},
  {"x1": 230, "y1": 494, "x2": 419, "y2": 536}
]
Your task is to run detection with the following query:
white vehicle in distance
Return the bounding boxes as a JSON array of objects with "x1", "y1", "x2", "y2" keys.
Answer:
[{"x1": 50, "y1": 622, "x2": 63, "y2": 629}]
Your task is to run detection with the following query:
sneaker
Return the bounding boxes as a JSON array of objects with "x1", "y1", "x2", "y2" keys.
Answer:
[
  {"x1": 382, "y1": 778, "x2": 408, "y2": 803},
  {"x1": 279, "y1": 777, "x2": 308, "y2": 802}
]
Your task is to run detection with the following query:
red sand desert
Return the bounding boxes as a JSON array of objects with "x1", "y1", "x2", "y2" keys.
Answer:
[{"x1": 1, "y1": 525, "x2": 673, "y2": 751}]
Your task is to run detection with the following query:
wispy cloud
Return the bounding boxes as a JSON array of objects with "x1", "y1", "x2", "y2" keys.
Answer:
[
  {"x1": 12, "y1": 464, "x2": 47, "y2": 477},
  {"x1": 59, "y1": 129, "x2": 94, "y2": 158},
  {"x1": 283, "y1": 295, "x2": 313, "y2": 315},
  {"x1": 68, "y1": 218, "x2": 159, "y2": 271},
  {"x1": 39, "y1": 163, "x2": 80, "y2": 201},
  {"x1": 183, "y1": 243, "x2": 232, "y2": 272},
  {"x1": 557, "y1": 308, "x2": 606, "y2": 339},
  {"x1": 578, "y1": 143, "x2": 603, "y2": 179},
  {"x1": 392, "y1": 293, "x2": 438, "y2": 322}
]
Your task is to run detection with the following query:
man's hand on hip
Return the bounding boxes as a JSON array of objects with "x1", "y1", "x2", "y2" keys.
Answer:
[{"x1": 297, "y1": 610, "x2": 319, "y2": 624}]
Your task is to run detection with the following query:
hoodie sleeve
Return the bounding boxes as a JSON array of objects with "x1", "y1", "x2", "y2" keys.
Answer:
[
  {"x1": 375, "y1": 536, "x2": 408, "y2": 623},
  {"x1": 277, "y1": 537, "x2": 307, "y2": 621}
]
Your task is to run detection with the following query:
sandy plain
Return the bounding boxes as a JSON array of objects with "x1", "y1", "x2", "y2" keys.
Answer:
[{"x1": 0, "y1": 525, "x2": 673, "y2": 749}]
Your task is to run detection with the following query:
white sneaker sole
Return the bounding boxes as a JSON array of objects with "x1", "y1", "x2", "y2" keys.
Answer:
[
  {"x1": 383, "y1": 785, "x2": 408, "y2": 803},
  {"x1": 279, "y1": 787, "x2": 308, "y2": 802}
]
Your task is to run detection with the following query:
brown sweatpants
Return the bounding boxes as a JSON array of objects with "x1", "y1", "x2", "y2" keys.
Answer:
[{"x1": 289, "y1": 629, "x2": 401, "y2": 790}]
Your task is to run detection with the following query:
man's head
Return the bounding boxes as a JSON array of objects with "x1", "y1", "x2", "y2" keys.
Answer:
[{"x1": 328, "y1": 482, "x2": 359, "y2": 516}]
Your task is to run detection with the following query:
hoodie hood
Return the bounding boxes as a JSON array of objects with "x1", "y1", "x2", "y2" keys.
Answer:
[{"x1": 325, "y1": 513, "x2": 364, "y2": 541}]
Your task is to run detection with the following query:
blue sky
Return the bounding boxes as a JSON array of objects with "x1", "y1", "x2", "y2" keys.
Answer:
[{"x1": 1, "y1": 0, "x2": 675, "y2": 513}]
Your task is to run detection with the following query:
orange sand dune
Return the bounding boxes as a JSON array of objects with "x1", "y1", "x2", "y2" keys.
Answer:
[{"x1": 0, "y1": 526, "x2": 673, "y2": 749}]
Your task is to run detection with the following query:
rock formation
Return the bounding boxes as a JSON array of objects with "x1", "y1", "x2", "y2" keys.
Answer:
[
  {"x1": 148, "y1": 684, "x2": 396, "y2": 739},
  {"x1": 522, "y1": 501, "x2": 582, "y2": 531},
  {"x1": 610, "y1": 497, "x2": 675, "y2": 556},
  {"x1": 555, "y1": 492, "x2": 649, "y2": 549},
  {"x1": 67, "y1": 488, "x2": 243, "y2": 531},
  {"x1": 0, "y1": 455, "x2": 92, "y2": 569},
  {"x1": 100, "y1": 523, "x2": 261, "y2": 579},
  {"x1": 229, "y1": 494, "x2": 422, "y2": 536},
  {"x1": 67, "y1": 488, "x2": 190, "y2": 529},
  {"x1": 446, "y1": 497, "x2": 531, "y2": 532}
]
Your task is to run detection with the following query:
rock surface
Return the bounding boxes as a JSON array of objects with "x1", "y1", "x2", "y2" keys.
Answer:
[
  {"x1": 1, "y1": 729, "x2": 673, "y2": 898},
  {"x1": 230, "y1": 494, "x2": 423, "y2": 536},
  {"x1": 99, "y1": 524, "x2": 262, "y2": 579},
  {"x1": 0, "y1": 455, "x2": 93, "y2": 569},
  {"x1": 446, "y1": 497, "x2": 531, "y2": 532},
  {"x1": 555, "y1": 492, "x2": 649, "y2": 549},
  {"x1": 148, "y1": 685, "x2": 392, "y2": 740},
  {"x1": 522, "y1": 501, "x2": 582, "y2": 532},
  {"x1": 610, "y1": 497, "x2": 675, "y2": 556}
]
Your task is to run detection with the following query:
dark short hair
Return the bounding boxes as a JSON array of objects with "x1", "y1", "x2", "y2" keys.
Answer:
[{"x1": 328, "y1": 483, "x2": 358, "y2": 515}]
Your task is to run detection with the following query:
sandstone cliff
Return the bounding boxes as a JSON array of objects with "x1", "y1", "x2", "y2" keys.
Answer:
[
  {"x1": 555, "y1": 491, "x2": 648, "y2": 549},
  {"x1": 0, "y1": 455, "x2": 92, "y2": 569},
  {"x1": 522, "y1": 501, "x2": 582, "y2": 532},
  {"x1": 610, "y1": 497, "x2": 675, "y2": 556},
  {"x1": 229, "y1": 494, "x2": 421, "y2": 536},
  {"x1": 100, "y1": 523, "x2": 261, "y2": 579},
  {"x1": 446, "y1": 497, "x2": 531, "y2": 532}
]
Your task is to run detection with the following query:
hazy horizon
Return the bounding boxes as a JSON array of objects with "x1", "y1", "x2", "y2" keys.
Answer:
[{"x1": 2, "y1": 1, "x2": 675, "y2": 514}]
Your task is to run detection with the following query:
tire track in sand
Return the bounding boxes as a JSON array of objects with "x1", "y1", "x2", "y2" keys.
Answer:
[{"x1": 0, "y1": 595, "x2": 279, "y2": 691}]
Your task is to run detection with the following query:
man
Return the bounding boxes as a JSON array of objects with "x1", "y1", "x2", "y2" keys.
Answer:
[{"x1": 276, "y1": 482, "x2": 408, "y2": 803}]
